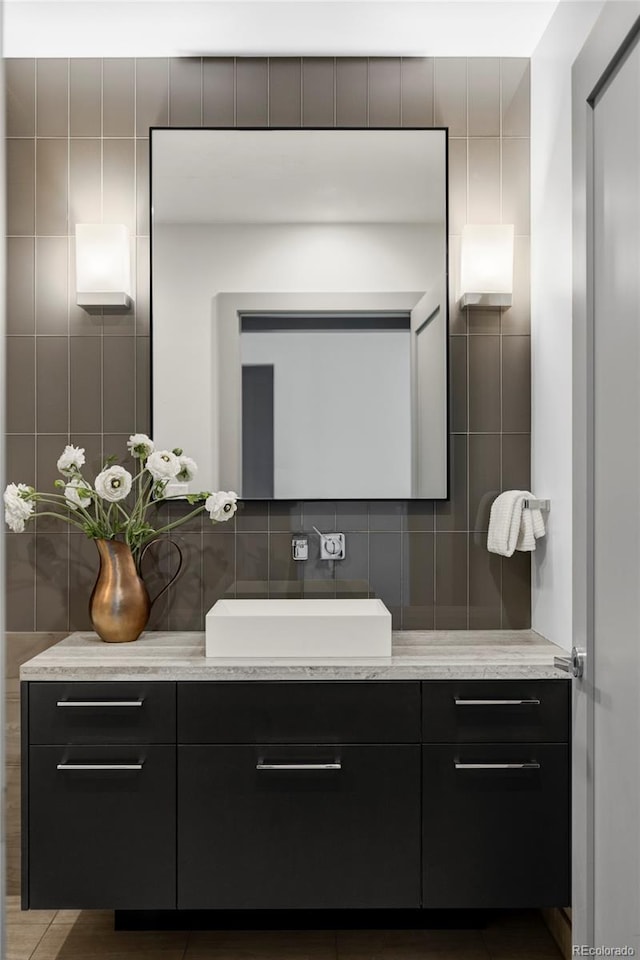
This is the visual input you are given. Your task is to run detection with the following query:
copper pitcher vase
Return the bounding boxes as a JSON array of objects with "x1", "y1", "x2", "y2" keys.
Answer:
[{"x1": 89, "y1": 539, "x2": 183, "y2": 643}]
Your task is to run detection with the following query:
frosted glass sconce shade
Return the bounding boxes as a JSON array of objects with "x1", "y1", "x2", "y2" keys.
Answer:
[
  {"x1": 459, "y1": 224, "x2": 514, "y2": 309},
  {"x1": 75, "y1": 224, "x2": 132, "y2": 309}
]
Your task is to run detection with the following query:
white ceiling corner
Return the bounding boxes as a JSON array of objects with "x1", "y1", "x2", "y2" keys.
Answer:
[{"x1": 3, "y1": 0, "x2": 561, "y2": 58}]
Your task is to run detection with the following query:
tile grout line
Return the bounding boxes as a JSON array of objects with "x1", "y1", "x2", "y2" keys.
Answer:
[
  {"x1": 100, "y1": 60, "x2": 107, "y2": 473},
  {"x1": 133, "y1": 57, "x2": 138, "y2": 422},
  {"x1": 66, "y1": 57, "x2": 71, "y2": 632},
  {"x1": 499, "y1": 58, "x2": 505, "y2": 627},
  {"x1": 267, "y1": 58, "x2": 271, "y2": 128},
  {"x1": 333, "y1": 56, "x2": 337, "y2": 128},
  {"x1": 180, "y1": 930, "x2": 190, "y2": 960},
  {"x1": 366, "y1": 57, "x2": 370, "y2": 128},
  {"x1": 465, "y1": 57, "x2": 470, "y2": 630},
  {"x1": 5, "y1": 230, "x2": 532, "y2": 242},
  {"x1": 300, "y1": 57, "x2": 304, "y2": 127},
  {"x1": 233, "y1": 57, "x2": 237, "y2": 127},
  {"x1": 25, "y1": 917, "x2": 52, "y2": 960},
  {"x1": 33, "y1": 61, "x2": 39, "y2": 631},
  {"x1": 6, "y1": 132, "x2": 533, "y2": 144}
]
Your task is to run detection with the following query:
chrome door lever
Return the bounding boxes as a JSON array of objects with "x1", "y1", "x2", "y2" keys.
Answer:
[{"x1": 554, "y1": 646, "x2": 585, "y2": 679}]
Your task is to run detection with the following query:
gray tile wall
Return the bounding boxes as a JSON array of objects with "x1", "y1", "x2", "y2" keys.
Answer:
[{"x1": 5, "y1": 57, "x2": 531, "y2": 633}]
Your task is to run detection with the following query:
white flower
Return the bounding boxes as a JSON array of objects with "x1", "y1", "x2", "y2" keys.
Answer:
[
  {"x1": 176, "y1": 456, "x2": 198, "y2": 482},
  {"x1": 146, "y1": 450, "x2": 181, "y2": 481},
  {"x1": 205, "y1": 490, "x2": 238, "y2": 523},
  {"x1": 3, "y1": 483, "x2": 34, "y2": 533},
  {"x1": 57, "y1": 444, "x2": 86, "y2": 476},
  {"x1": 65, "y1": 478, "x2": 92, "y2": 510},
  {"x1": 127, "y1": 433, "x2": 154, "y2": 459},
  {"x1": 94, "y1": 466, "x2": 132, "y2": 503}
]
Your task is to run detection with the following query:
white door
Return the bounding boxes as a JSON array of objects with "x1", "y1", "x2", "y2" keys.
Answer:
[{"x1": 573, "y1": 8, "x2": 640, "y2": 949}]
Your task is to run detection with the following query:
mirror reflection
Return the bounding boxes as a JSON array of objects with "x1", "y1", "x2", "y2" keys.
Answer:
[{"x1": 151, "y1": 128, "x2": 449, "y2": 499}]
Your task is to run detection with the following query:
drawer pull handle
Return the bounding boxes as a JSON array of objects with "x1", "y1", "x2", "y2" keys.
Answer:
[
  {"x1": 454, "y1": 762, "x2": 541, "y2": 771},
  {"x1": 56, "y1": 763, "x2": 144, "y2": 771},
  {"x1": 256, "y1": 762, "x2": 342, "y2": 771},
  {"x1": 56, "y1": 700, "x2": 144, "y2": 708},
  {"x1": 454, "y1": 699, "x2": 541, "y2": 706}
]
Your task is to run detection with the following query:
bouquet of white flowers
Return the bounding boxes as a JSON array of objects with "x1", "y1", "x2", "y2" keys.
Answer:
[
  {"x1": 3, "y1": 434, "x2": 238, "y2": 643},
  {"x1": 3, "y1": 433, "x2": 237, "y2": 554}
]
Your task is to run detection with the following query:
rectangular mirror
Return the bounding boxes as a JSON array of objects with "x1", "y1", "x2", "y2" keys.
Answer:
[{"x1": 151, "y1": 128, "x2": 449, "y2": 500}]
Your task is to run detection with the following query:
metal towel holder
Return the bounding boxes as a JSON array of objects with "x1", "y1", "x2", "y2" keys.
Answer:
[{"x1": 523, "y1": 499, "x2": 550, "y2": 511}]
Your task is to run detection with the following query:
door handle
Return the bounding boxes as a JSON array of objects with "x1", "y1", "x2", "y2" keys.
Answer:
[
  {"x1": 454, "y1": 762, "x2": 541, "y2": 770},
  {"x1": 256, "y1": 762, "x2": 342, "y2": 771},
  {"x1": 56, "y1": 763, "x2": 144, "y2": 771},
  {"x1": 56, "y1": 700, "x2": 144, "y2": 708},
  {"x1": 454, "y1": 699, "x2": 540, "y2": 706},
  {"x1": 554, "y1": 646, "x2": 585, "y2": 679}
]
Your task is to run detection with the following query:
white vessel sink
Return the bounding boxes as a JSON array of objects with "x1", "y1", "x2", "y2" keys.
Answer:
[{"x1": 205, "y1": 598, "x2": 392, "y2": 659}]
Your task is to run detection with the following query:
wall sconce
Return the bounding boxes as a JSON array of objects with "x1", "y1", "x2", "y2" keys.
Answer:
[
  {"x1": 75, "y1": 224, "x2": 132, "y2": 311},
  {"x1": 459, "y1": 224, "x2": 514, "y2": 309}
]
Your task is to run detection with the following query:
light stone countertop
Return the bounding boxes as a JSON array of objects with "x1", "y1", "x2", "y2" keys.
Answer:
[{"x1": 19, "y1": 630, "x2": 569, "y2": 681}]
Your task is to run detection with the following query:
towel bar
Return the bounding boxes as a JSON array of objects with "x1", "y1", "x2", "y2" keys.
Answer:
[{"x1": 523, "y1": 498, "x2": 550, "y2": 511}]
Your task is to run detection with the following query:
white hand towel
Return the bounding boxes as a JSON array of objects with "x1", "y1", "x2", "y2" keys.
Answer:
[
  {"x1": 487, "y1": 490, "x2": 547, "y2": 557},
  {"x1": 516, "y1": 492, "x2": 546, "y2": 552},
  {"x1": 487, "y1": 490, "x2": 526, "y2": 557}
]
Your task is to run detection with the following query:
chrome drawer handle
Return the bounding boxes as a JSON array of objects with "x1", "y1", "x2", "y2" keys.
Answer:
[
  {"x1": 454, "y1": 699, "x2": 541, "y2": 706},
  {"x1": 454, "y1": 762, "x2": 541, "y2": 770},
  {"x1": 56, "y1": 700, "x2": 144, "y2": 708},
  {"x1": 57, "y1": 763, "x2": 144, "y2": 771},
  {"x1": 256, "y1": 762, "x2": 342, "y2": 771}
]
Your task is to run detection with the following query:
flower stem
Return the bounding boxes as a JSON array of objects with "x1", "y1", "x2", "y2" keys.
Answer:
[
  {"x1": 138, "y1": 505, "x2": 206, "y2": 543},
  {"x1": 32, "y1": 511, "x2": 86, "y2": 531},
  {"x1": 28, "y1": 491, "x2": 96, "y2": 529}
]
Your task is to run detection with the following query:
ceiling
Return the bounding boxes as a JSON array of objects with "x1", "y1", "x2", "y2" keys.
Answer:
[{"x1": 4, "y1": 0, "x2": 563, "y2": 58}]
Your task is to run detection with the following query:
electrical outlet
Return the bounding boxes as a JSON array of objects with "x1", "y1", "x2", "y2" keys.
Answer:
[{"x1": 291, "y1": 537, "x2": 309, "y2": 561}]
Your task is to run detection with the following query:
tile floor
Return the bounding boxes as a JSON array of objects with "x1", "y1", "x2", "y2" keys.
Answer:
[
  {"x1": 5, "y1": 901, "x2": 565, "y2": 960},
  {"x1": 4, "y1": 635, "x2": 564, "y2": 959}
]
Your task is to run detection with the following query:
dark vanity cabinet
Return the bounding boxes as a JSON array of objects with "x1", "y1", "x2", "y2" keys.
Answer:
[
  {"x1": 21, "y1": 678, "x2": 570, "y2": 913},
  {"x1": 24, "y1": 682, "x2": 176, "y2": 910},
  {"x1": 177, "y1": 682, "x2": 422, "y2": 909},
  {"x1": 421, "y1": 681, "x2": 571, "y2": 909}
]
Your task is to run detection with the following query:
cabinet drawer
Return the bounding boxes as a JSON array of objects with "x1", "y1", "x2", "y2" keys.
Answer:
[
  {"x1": 178, "y1": 681, "x2": 421, "y2": 743},
  {"x1": 28, "y1": 744, "x2": 176, "y2": 909},
  {"x1": 422, "y1": 680, "x2": 569, "y2": 743},
  {"x1": 422, "y1": 743, "x2": 570, "y2": 909},
  {"x1": 29, "y1": 682, "x2": 176, "y2": 744},
  {"x1": 178, "y1": 743, "x2": 421, "y2": 909}
]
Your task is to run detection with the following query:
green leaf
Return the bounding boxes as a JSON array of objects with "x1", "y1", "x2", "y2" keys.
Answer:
[{"x1": 186, "y1": 492, "x2": 209, "y2": 504}]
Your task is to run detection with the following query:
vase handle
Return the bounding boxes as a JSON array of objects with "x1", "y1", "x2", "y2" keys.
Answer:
[{"x1": 139, "y1": 538, "x2": 184, "y2": 608}]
